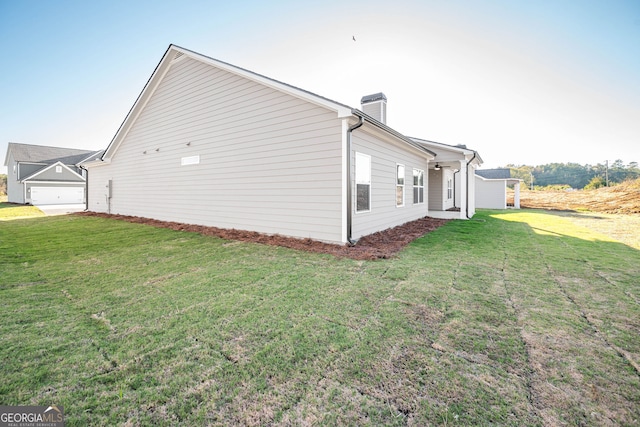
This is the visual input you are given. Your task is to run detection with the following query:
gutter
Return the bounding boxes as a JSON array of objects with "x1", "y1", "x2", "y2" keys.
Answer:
[
  {"x1": 346, "y1": 116, "x2": 364, "y2": 245},
  {"x1": 465, "y1": 151, "x2": 478, "y2": 219}
]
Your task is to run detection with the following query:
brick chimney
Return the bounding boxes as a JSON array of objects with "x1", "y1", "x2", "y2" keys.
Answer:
[{"x1": 360, "y1": 93, "x2": 387, "y2": 124}]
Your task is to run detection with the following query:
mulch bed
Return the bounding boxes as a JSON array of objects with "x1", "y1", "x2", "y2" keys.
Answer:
[{"x1": 74, "y1": 212, "x2": 449, "y2": 260}]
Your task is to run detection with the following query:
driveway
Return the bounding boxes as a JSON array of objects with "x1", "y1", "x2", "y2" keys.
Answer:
[{"x1": 36, "y1": 204, "x2": 86, "y2": 216}]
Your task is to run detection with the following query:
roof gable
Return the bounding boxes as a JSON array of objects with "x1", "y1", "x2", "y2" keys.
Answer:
[
  {"x1": 21, "y1": 161, "x2": 85, "y2": 182},
  {"x1": 101, "y1": 44, "x2": 354, "y2": 161},
  {"x1": 410, "y1": 137, "x2": 483, "y2": 164}
]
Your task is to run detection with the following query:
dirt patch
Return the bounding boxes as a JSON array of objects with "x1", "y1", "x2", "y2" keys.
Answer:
[
  {"x1": 74, "y1": 212, "x2": 449, "y2": 260},
  {"x1": 518, "y1": 178, "x2": 640, "y2": 214}
]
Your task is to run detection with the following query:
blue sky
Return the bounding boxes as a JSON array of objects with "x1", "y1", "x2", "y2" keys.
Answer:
[{"x1": 1, "y1": 0, "x2": 639, "y2": 174}]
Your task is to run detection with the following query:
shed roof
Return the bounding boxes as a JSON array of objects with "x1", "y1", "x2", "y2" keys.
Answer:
[{"x1": 475, "y1": 168, "x2": 512, "y2": 179}]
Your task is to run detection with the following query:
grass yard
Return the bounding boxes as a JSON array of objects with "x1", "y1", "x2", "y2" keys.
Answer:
[
  {"x1": 0, "y1": 208, "x2": 638, "y2": 426},
  {"x1": 0, "y1": 201, "x2": 44, "y2": 220}
]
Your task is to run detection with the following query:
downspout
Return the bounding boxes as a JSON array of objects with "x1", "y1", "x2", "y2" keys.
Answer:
[
  {"x1": 79, "y1": 165, "x2": 88, "y2": 212},
  {"x1": 465, "y1": 151, "x2": 477, "y2": 219},
  {"x1": 346, "y1": 115, "x2": 364, "y2": 245}
]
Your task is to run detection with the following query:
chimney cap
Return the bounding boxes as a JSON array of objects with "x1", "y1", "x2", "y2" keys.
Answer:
[{"x1": 361, "y1": 92, "x2": 387, "y2": 104}]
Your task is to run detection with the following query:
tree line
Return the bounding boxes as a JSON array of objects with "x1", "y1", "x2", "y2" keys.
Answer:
[{"x1": 506, "y1": 161, "x2": 640, "y2": 190}]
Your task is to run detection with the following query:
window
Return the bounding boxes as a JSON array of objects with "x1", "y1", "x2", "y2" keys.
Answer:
[
  {"x1": 55, "y1": 165, "x2": 62, "y2": 173},
  {"x1": 396, "y1": 164, "x2": 405, "y2": 207},
  {"x1": 413, "y1": 169, "x2": 424, "y2": 204},
  {"x1": 447, "y1": 178, "x2": 453, "y2": 199},
  {"x1": 355, "y1": 152, "x2": 371, "y2": 212}
]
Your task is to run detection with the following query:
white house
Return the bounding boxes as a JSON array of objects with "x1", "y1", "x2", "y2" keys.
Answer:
[
  {"x1": 410, "y1": 138, "x2": 482, "y2": 219},
  {"x1": 475, "y1": 169, "x2": 521, "y2": 209},
  {"x1": 83, "y1": 45, "x2": 447, "y2": 244},
  {"x1": 4, "y1": 143, "x2": 101, "y2": 205}
]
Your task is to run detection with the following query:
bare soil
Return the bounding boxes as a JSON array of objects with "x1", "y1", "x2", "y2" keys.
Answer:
[
  {"x1": 76, "y1": 212, "x2": 449, "y2": 260},
  {"x1": 518, "y1": 178, "x2": 640, "y2": 214}
]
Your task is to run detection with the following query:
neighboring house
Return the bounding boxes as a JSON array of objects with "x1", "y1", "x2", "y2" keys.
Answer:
[
  {"x1": 4, "y1": 143, "x2": 101, "y2": 205},
  {"x1": 84, "y1": 44, "x2": 481, "y2": 244},
  {"x1": 475, "y1": 168, "x2": 521, "y2": 209},
  {"x1": 410, "y1": 139, "x2": 482, "y2": 219}
]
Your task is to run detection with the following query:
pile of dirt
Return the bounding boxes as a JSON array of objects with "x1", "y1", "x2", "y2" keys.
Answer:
[
  {"x1": 519, "y1": 179, "x2": 640, "y2": 214},
  {"x1": 75, "y1": 212, "x2": 449, "y2": 260}
]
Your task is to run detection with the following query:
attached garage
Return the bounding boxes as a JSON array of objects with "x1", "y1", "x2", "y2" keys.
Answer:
[{"x1": 30, "y1": 186, "x2": 85, "y2": 205}]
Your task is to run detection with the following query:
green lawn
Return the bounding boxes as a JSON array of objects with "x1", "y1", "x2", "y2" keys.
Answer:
[
  {"x1": 1, "y1": 208, "x2": 638, "y2": 426},
  {"x1": 0, "y1": 201, "x2": 44, "y2": 220}
]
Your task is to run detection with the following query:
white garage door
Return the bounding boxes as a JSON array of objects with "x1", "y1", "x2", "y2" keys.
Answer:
[{"x1": 31, "y1": 187, "x2": 84, "y2": 205}]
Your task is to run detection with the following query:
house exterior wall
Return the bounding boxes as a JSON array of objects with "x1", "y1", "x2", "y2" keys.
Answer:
[
  {"x1": 351, "y1": 126, "x2": 429, "y2": 239},
  {"x1": 87, "y1": 56, "x2": 345, "y2": 243},
  {"x1": 428, "y1": 169, "x2": 443, "y2": 210},
  {"x1": 475, "y1": 176, "x2": 506, "y2": 209},
  {"x1": 6, "y1": 154, "x2": 24, "y2": 204}
]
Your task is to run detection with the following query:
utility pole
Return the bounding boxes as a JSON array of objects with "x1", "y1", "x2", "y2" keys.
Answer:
[
  {"x1": 605, "y1": 160, "x2": 609, "y2": 187},
  {"x1": 530, "y1": 171, "x2": 534, "y2": 191}
]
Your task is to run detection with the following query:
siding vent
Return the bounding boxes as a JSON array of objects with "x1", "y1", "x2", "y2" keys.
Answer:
[
  {"x1": 181, "y1": 155, "x2": 200, "y2": 166},
  {"x1": 173, "y1": 52, "x2": 184, "y2": 61}
]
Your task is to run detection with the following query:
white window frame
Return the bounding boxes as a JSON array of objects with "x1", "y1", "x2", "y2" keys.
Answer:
[
  {"x1": 355, "y1": 152, "x2": 371, "y2": 213},
  {"x1": 396, "y1": 164, "x2": 405, "y2": 207},
  {"x1": 413, "y1": 168, "x2": 424, "y2": 204},
  {"x1": 447, "y1": 178, "x2": 453, "y2": 200}
]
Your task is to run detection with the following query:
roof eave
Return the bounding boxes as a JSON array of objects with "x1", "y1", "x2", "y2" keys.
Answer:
[{"x1": 352, "y1": 110, "x2": 436, "y2": 159}]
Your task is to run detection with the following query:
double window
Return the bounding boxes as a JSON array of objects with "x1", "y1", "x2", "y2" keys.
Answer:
[
  {"x1": 413, "y1": 169, "x2": 424, "y2": 204},
  {"x1": 396, "y1": 164, "x2": 405, "y2": 207},
  {"x1": 355, "y1": 152, "x2": 371, "y2": 212}
]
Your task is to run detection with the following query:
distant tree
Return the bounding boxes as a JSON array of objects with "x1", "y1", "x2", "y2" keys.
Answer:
[
  {"x1": 0, "y1": 174, "x2": 6, "y2": 196},
  {"x1": 501, "y1": 162, "x2": 639, "y2": 189},
  {"x1": 584, "y1": 176, "x2": 606, "y2": 190},
  {"x1": 506, "y1": 164, "x2": 534, "y2": 188}
]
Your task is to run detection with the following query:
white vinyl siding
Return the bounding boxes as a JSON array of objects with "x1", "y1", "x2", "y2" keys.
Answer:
[
  {"x1": 87, "y1": 56, "x2": 344, "y2": 243},
  {"x1": 475, "y1": 176, "x2": 507, "y2": 209},
  {"x1": 355, "y1": 152, "x2": 371, "y2": 213},
  {"x1": 351, "y1": 126, "x2": 429, "y2": 239},
  {"x1": 6, "y1": 153, "x2": 24, "y2": 204}
]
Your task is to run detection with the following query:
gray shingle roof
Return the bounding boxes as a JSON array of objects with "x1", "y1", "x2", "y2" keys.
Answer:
[
  {"x1": 360, "y1": 93, "x2": 387, "y2": 104},
  {"x1": 7, "y1": 143, "x2": 100, "y2": 166},
  {"x1": 475, "y1": 168, "x2": 511, "y2": 179}
]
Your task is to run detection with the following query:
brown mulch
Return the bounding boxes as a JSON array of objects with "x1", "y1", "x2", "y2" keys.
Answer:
[{"x1": 74, "y1": 212, "x2": 449, "y2": 260}]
